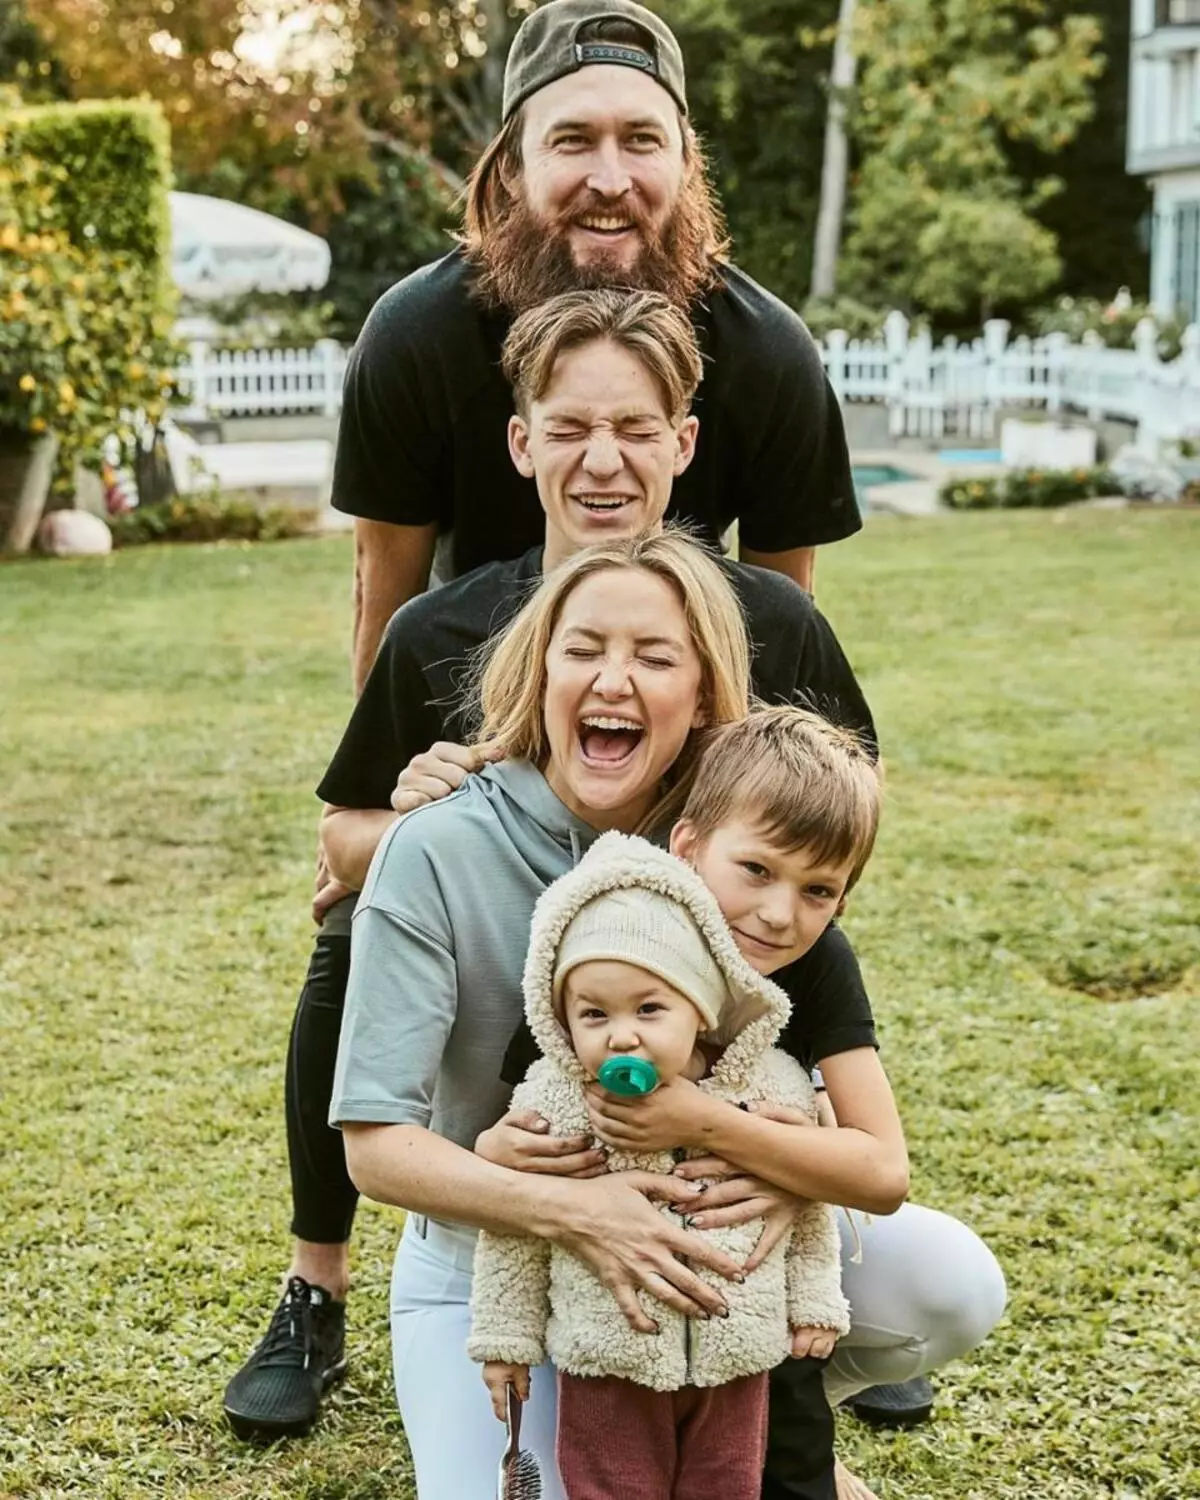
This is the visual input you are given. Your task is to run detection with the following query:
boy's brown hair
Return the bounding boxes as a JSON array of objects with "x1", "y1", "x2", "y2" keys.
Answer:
[
  {"x1": 679, "y1": 706, "x2": 882, "y2": 891},
  {"x1": 500, "y1": 288, "x2": 703, "y2": 421}
]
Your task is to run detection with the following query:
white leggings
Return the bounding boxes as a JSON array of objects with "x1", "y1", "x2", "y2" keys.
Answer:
[{"x1": 390, "y1": 1203, "x2": 1007, "y2": 1500}]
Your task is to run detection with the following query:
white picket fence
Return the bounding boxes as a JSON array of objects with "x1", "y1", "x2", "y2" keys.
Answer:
[
  {"x1": 177, "y1": 338, "x2": 348, "y2": 419},
  {"x1": 177, "y1": 316, "x2": 1200, "y2": 451},
  {"x1": 824, "y1": 312, "x2": 1200, "y2": 449}
]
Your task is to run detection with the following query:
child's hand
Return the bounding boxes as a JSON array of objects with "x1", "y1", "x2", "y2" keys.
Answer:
[
  {"x1": 790, "y1": 1325, "x2": 838, "y2": 1360},
  {"x1": 482, "y1": 1361, "x2": 530, "y2": 1421},
  {"x1": 585, "y1": 1074, "x2": 715, "y2": 1152}
]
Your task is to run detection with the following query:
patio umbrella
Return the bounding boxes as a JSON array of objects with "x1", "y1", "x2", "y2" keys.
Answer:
[{"x1": 168, "y1": 191, "x2": 331, "y2": 300}]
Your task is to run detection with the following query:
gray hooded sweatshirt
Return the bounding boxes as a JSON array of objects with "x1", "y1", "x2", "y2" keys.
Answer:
[{"x1": 329, "y1": 759, "x2": 601, "y2": 1165}]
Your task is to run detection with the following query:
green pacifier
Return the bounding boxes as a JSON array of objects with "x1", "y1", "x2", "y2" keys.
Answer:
[{"x1": 597, "y1": 1056, "x2": 659, "y2": 1097}]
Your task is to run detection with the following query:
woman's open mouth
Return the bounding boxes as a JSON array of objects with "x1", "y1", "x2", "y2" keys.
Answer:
[{"x1": 577, "y1": 714, "x2": 645, "y2": 768}]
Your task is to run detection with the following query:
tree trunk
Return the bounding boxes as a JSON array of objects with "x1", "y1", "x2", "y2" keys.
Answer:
[
  {"x1": 0, "y1": 430, "x2": 59, "y2": 556},
  {"x1": 810, "y1": 0, "x2": 859, "y2": 302}
]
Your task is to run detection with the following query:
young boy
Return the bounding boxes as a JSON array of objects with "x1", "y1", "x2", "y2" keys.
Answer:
[{"x1": 470, "y1": 707, "x2": 893, "y2": 1500}]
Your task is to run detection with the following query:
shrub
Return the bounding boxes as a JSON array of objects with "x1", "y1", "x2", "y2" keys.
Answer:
[
  {"x1": 109, "y1": 493, "x2": 315, "y2": 547},
  {"x1": 0, "y1": 98, "x2": 178, "y2": 476},
  {"x1": 801, "y1": 296, "x2": 894, "y2": 343},
  {"x1": 177, "y1": 290, "x2": 338, "y2": 350},
  {"x1": 942, "y1": 467, "x2": 1120, "y2": 510},
  {"x1": 1026, "y1": 292, "x2": 1190, "y2": 361}
]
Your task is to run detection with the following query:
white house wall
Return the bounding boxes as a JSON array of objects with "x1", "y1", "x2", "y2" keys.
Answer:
[{"x1": 1128, "y1": 1, "x2": 1200, "y2": 318}]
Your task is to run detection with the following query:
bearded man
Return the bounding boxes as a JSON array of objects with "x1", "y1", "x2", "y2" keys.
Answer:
[{"x1": 339, "y1": 0, "x2": 859, "y2": 694}]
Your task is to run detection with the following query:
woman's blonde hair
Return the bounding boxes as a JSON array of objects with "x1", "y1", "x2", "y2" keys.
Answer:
[{"x1": 472, "y1": 531, "x2": 750, "y2": 824}]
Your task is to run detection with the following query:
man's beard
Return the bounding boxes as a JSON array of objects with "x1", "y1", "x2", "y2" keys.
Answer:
[{"x1": 470, "y1": 182, "x2": 722, "y2": 314}]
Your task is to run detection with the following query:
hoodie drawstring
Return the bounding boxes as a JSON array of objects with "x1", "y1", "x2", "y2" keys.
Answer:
[{"x1": 569, "y1": 830, "x2": 582, "y2": 866}]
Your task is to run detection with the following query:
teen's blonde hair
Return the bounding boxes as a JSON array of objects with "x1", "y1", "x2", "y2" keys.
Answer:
[
  {"x1": 473, "y1": 532, "x2": 750, "y2": 822},
  {"x1": 501, "y1": 289, "x2": 703, "y2": 422},
  {"x1": 680, "y1": 706, "x2": 882, "y2": 891}
]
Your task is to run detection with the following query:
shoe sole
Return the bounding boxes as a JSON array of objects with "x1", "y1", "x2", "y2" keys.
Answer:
[
  {"x1": 223, "y1": 1357, "x2": 349, "y2": 1444},
  {"x1": 846, "y1": 1398, "x2": 934, "y2": 1430}
]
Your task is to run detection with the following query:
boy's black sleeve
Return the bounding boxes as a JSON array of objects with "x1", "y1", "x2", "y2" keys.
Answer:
[
  {"x1": 501, "y1": 1019, "x2": 539, "y2": 1088},
  {"x1": 773, "y1": 925, "x2": 878, "y2": 1073},
  {"x1": 793, "y1": 605, "x2": 877, "y2": 758},
  {"x1": 316, "y1": 624, "x2": 445, "y2": 810}
]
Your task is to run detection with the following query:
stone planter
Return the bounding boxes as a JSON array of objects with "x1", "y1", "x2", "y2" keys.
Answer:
[{"x1": 0, "y1": 430, "x2": 59, "y2": 556}]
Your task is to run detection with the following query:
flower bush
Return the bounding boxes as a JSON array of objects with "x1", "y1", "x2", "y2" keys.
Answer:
[
  {"x1": 0, "y1": 100, "x2": 178, "y2": 477},
  {"x1": 941, "y1": 467, "x2": 1120, "y2": 510}
]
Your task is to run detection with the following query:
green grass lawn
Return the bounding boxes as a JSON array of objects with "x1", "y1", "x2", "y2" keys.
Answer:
[{"x1": 2, "y1": 510, "x2": 1197, "y2": 1499}]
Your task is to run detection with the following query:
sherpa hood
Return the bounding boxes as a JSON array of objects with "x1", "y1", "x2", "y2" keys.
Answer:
[{"x1": 522, "y1": 831, "x2": 792, "y2": 1093}]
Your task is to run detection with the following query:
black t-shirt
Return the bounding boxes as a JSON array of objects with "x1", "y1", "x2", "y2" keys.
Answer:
[
  {"x1": 317, "y1": 547, "x2": 877, "y2": 811},
  {"x1": 331, "y1": 250, "x2": 860, "y2": 578},
  {"x1": 317, "y1": 547, "x2": 879, "y2": 1071}
]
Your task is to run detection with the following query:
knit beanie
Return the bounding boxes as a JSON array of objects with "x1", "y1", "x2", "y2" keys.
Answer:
[
  {"x1": 524, "y1": 831, "x2": 791, "y2": 1086},
  {"x1": 552, "y1": 886, "x2": 731, "y2": 1031}
]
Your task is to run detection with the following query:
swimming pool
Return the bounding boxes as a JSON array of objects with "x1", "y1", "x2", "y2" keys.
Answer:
[{"x1": 851, "y1": 464, "x2": 918, "y2": 512}]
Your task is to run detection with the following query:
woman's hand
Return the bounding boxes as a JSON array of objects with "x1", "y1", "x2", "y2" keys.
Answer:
[
  {"x1": 482, "y1": 1360, "x2": 529, "y2": 1422},
  {"x1": 584, "y1": 1076, "x2": 716, "y2": 1153},
  {"x1": 390, "y1": 741, "x2": 505, "y2": 815},
  {"x1": 475, "y1": 1109, "x2": 607, "y2": 1179},
  {"x1": 551, "y1": 1172, "x2": 746, "y2": 1333},
  {"x1": 671, "y1": 1151, "x2": 809, "y2": 1272}
]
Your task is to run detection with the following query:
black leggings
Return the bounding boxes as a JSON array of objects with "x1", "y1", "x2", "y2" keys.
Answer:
[
  {"x1": 283, "y1": 934, "x2": 836, "y2": 1498},
  {"x1": 285, "y1": 929, "x2": 358, "y2": 1244}
]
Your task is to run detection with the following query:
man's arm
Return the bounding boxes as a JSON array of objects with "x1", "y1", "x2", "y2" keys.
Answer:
[
  {"x1": 321, "y1": 806, "x2": 399, "y2": 890},
  {"x1": 352, "y1": 519, "x2": 437, "y2": 693},
  {"x1": 740, "y1": 544, "x2": 815, "y2": 596}
]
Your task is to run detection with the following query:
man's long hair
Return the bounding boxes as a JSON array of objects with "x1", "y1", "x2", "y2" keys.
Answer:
[{"x1": 458, "y1": 107, "x2": 730, "y2": 313}]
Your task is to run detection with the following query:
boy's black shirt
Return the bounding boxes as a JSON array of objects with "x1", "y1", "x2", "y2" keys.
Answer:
[
  {"x1": 331, "y1": 250, "x2": 861, "y2": 579},
  {"x1": 318, "y1": 547, "x2": 879, "y2": 1072}
]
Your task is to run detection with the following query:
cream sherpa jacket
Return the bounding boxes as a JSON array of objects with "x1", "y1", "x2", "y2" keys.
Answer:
[{"x1": 467, "y1": 832, "x2": 851, "y2": 1392}]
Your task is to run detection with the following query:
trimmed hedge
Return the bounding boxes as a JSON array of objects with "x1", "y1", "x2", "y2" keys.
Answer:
[
  {"x1": 941, "y1": 467, "x2": 1120, "y2": 510},
  {"x1": 3, "y1": 98, "x2": 172, "y2": 291},
  {"x1": 0, "y1": 98, "x2": 177, "y2": 474}
]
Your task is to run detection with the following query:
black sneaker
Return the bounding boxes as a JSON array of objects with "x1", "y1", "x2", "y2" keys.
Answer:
[
  {"x1": 846, "y1": 1376, "x2": 935, "y2": 1428},
  {"x1": 223, "y1": 1276, "x2": 347, "y2": 1442}
]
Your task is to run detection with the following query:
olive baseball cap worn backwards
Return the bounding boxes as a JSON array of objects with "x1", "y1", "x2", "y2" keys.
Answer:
[{"x1": 502, "y1": 0, "x2": 688, "y2": 122}]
